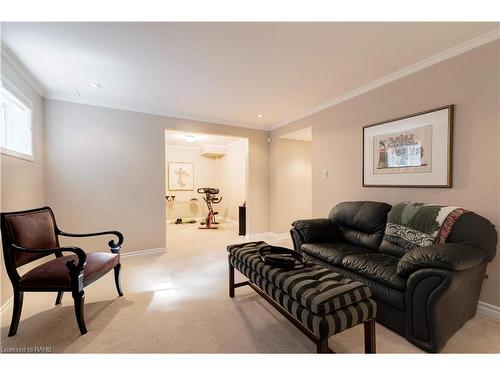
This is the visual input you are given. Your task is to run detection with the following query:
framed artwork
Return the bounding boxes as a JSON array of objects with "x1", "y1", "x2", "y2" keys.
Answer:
[
  {"x1": 363, "y1": 105, "x2": 453, "y2": 187},
  {"x1": 168, "y1": 162, "x2": 194, "y2": 191}
]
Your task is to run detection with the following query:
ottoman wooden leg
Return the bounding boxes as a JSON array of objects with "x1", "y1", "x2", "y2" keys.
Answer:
[
  {"x1": 316, "y1": 338, "x2": 330, "y2": 354},
  {"x1": 229, "y1": 262, "x2": 235, "y2": 298},
  {"x1": 364, "y1": 319, "x2": 376, "y2": 353}
]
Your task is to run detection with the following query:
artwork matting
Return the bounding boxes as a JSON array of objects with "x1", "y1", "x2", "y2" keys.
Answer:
[
  {"x1": 362, "y1": 105, "x2": 453, "y2": 188},
  {"x1": 168, "y1": 162, "x2": 194, "y2": 191}
]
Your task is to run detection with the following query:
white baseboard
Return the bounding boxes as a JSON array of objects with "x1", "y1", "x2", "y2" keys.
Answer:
[
  {"x1": 245, "y1": 232, "x2": 272, "y2": 240},
  {"x1": 477, "y1": 301, "x2": 500, "y2": 320},
  {"x1": 121, "y1": 247, "x2": 166, "y2": 257},
  {"x1": 167, "y1": 217, "x2": 237, "y2": 225},
  {"x1": 274, "y1": 232, "x2": 291, "y2": 241},
  {"x1": 245, "y1": 232, "x2": 290, "y2": 241},
  {"x1": 0, "y1": 296, "x2": 13, "y2": 313},
  {"x1": 167, "y1": 217, "x2": 204, "y2": 224}
]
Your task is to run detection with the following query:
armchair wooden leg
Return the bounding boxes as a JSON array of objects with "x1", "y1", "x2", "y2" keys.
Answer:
[
  {"x1": 364, "y1": 319, "x2": 376, "y2": 353},
  {"x1": 114, "y1": 263, "x2": 124, "y2": 297},
  {"x1": 8, "y1": 290, "x2": 24, "y2": 337},
  {"x1": 73, "y1": 291, "x2": 87, "y2": 335},
  {"x1": 55, "y1": 291, "x2": 64, "y2": 305}
]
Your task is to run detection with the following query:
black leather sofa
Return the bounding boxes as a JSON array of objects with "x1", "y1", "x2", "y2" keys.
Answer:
[{"x1": 290, "y1": 201, "x2": 497, "y2": 352}]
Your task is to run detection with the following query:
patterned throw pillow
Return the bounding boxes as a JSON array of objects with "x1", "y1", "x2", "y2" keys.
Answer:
[{"x1": 383, "y1": 202, "x2": 467, "y2": 251}]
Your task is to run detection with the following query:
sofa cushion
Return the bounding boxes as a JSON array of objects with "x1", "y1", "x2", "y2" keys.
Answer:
[
  {"x1": 302, "y1": 256, "x2": 406, "y2": 311},
  {"x1": 301, "y1": 242, "x2": 372, "y2": 266},
  {"x1": 341, "y1": 253, "x2": 406, "y2": 291},
  {"x1": 328, "y1": 201, "x2": 391, "y2": 251}
]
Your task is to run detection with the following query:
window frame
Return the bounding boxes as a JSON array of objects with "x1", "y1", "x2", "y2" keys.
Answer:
[{"x1": 0, "y1": 79, "x2": 34, "y2": 162}]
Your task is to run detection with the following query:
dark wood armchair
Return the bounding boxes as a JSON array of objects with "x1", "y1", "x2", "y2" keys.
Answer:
[{"x1": 1, "y1": 206, "x2": 124, "y2": 336}]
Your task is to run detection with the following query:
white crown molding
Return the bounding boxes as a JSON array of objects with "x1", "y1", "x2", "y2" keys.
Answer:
[
  {"x1": 1, "y1": 42, "x2": 262, "y2": 130},
  {"x1": 269, "y1": 28, "x2": 500, "y2": 130},
  {"x1": 4, "y1": 28, "x2": 499, "y2": 133},
  {"x1": 1, "y1": 44, "x2": 46, "y2": 96},
  {"x1": 44, "y1": 94, "x2": 267, "y2": 131},
  {"x1": 226, "y1": 138, "x2": 248, "y2": 148}
]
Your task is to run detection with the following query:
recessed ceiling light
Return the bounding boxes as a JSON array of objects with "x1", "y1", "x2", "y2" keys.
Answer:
[
  {"x1": 89, "y1": 82, "x2": 102, "y2": 88},
  {"x1": 257, "y1": 114, "x2": 263, "y2": 118},
  {"x1": 183, "y1": 134, "x2": 197, "y2": 143}
]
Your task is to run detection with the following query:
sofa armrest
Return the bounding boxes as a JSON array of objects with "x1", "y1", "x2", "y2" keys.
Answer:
[
  {"x1": 397, "y1": 243, "x2": 486, "y2": 277},
  {"x1": 291, "y1": 218, "x2": 341, "y2": 244}
]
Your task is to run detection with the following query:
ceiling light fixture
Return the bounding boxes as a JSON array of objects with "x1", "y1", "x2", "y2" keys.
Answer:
[
  {"x1": 183, "y1": 134, "x2": 197, "y2": 143},
  {"x1": 257, "y1": 114, "x2": 263, "y2": 118},
  {"x1": 89, "y1": 82, "x2": 102, "y2": 88}
]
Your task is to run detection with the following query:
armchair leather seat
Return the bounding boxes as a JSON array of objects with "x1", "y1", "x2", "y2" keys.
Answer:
[
  {"x1": 301, "y1": 242, "x2": 371, "y2": 266},
  {"x1": 20, "y1": 252, "x2": 119, "y2": 289},
  {"x1": 341, "y1": 253, "x2": 405, "y2": 291}
]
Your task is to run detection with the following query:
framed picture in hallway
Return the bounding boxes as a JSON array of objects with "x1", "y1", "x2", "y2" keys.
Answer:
[
  {"x1": 168, "y1": 162, "x2": 194, "y2": 190},
  {"x1": 363, "y1": 105, "x2": 454, "y2": 187}
]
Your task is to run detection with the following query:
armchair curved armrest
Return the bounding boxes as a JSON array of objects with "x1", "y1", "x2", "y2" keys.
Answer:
[
  {"x1": 397, "y1": 243, "x2": 486, "y2": 277},
  {"x1": 291, "y1": 218, "x2": 341, "y2": 244},
  {"x1": 58, "y1": 230, "x2": 123, "y2": 253},
  {"x1": 11, "y1": 244, "x2": 87, "y2": 272}
]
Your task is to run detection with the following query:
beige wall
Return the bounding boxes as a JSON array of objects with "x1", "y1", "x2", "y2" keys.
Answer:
[
  {"x1": 272, "y1": 40, "x2": 500, "y2": 306},
  {"x1": 44, "y1": 99, "x2": 269, "y2": 253},
  {"x1": 217, "y1": 140, "x2": 247, "y2": 221},
  {"x1": 0, "y1": 56, "x2": 46, "y2": 305},
  {"x1": 270, "y1": 139, "x2": 312, "y2": 233}
]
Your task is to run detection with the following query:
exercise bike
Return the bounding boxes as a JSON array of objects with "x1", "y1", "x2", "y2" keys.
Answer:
[{"x1": 197, "y1": 187, "x2": 222, "y2": 229}]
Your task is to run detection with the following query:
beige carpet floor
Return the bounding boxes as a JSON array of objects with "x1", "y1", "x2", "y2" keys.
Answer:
[{"x1": 1, "y1": 222, "x2": 499, "y2": 353}]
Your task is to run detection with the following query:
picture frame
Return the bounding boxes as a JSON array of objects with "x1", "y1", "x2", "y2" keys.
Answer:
[
  {"x1": 362, "y1": 105, "x2": 454, "y2": 188},
  {"x1": 168, "y1": 162, "x2": 194, "y2": 191}
]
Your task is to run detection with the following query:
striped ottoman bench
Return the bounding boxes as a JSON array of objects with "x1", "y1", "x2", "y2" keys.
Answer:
[{"x1": 227, "y1": 241, "x2": 377, "y2": 353}]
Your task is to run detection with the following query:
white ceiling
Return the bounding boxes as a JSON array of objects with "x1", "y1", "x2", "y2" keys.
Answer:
[
  {"x1": 280, "y1": 127, "x2": 312, "y2": 142},
  {"x1": 2, "y1": 22, "x2": 499, "y2": 130},
  {"x1": 165, "y1": 129, "x2": 244, "y2": 147}
]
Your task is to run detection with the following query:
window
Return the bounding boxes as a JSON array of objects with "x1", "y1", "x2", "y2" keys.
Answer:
[{"x1": 1, "y1": 83, "x2": 33, "y2": 160}]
